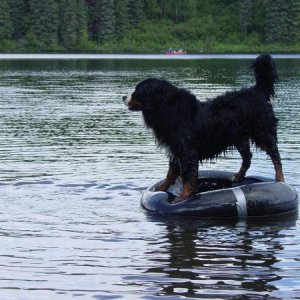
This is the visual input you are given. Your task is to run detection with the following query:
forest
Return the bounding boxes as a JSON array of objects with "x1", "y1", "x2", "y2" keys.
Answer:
[{"x1": 0, "y1": 0, "x2": 300, "y2": 53}]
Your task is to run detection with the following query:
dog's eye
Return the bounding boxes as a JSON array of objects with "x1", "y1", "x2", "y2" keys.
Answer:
[{"x1": 132, "y1": 91, "x2": 136, "y2": 97}]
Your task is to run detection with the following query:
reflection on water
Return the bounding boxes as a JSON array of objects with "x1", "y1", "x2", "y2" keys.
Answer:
[
  {"x1": 142, "y1": 213, "x2": 298, "y2": 299},
  {"x1": 0, "y1": 58, "x2": 299, "y2": 299}
]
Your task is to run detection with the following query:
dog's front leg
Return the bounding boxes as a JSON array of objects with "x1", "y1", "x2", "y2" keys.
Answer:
[
  {"x1": 155, "y1": 155, "x2": 180, "y2": 192},
  {"x1": 174, "y1": 150, "x2": 199, "y2": 203}
]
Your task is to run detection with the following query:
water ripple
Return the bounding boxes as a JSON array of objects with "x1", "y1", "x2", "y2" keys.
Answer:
[{"x1": 0, "y1": 58, "x2": 299, "y2": 299}]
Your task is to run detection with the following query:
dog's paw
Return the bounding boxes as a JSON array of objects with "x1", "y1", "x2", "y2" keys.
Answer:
[
  {"x1": 233, "y1": 173, "x2": 245, "y2": 182},
  {"x1": 275, "y1": 176, "x2": 285, "y2": 182},
  {"x1": 154, "y1": 184, "x2": 168, "y2": 192},
  {"x1": 172, "y1": 195, "x2": 186, "y2": 204},
  {"x1": 172, "y1": 192, "x2": 195, "y2": 204}
]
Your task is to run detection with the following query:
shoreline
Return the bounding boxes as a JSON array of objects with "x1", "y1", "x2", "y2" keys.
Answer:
[{"x1": 1, "y1": 53, "x2": 300, "y2": 60}]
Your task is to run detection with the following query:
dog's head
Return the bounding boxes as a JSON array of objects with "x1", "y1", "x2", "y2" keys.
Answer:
[{"x1": 123, "y1": 78, "x2": 172, "y2": 112}]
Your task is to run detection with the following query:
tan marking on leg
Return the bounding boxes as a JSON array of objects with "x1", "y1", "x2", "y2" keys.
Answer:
[{"x1": 173, "y1": 183, "x2": 194, "y2": 203}]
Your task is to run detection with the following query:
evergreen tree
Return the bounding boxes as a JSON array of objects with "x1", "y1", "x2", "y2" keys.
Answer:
[
  {"x1": 59, "y1": 0, "x2": 77, "y2": 49},
  {"x1": 28, "y1": 0, "x2": 59, "y2": 47},
  {"x1": 59, "y1": 0, "x2": 87, "y2": 49},
  {"x1": 154, "y1": 0, "x2": 195, "y2": 22},
  {"x1": 239, "y1": 0, "x2": 253, "y2": 35},
  {"x1": 277, "y1": 0, "x2": 290, "y2": 44},
  {"x1": 265, "y1": 0, "x2": 280, "y2": 43},
  {"x1": 98, "y1": 0, "x2": 115, "y2": 42},
  {"x1": 86, "y1": 0, "x2": 95, "y2": 40},
  {"x1": 144, "y1": 0, "x2": 160, "y2": 19},
  {"x1": 115, "y1": 0, "x2": 129, "y2": 38},
  {"x1": 128, "y1": 0, "x2": 144, "y2": 26},
  {"x1": 172, "y1": 0, "x2": 196, "y2": 22},
  {"x1": 290, "y1": 0, "x2": 300, "y2": 44},
  {"x1": 1, "y1": 0, "x2": 300, "y2": 52},
  {"x1": 0, "y1": 0, "x2": 12, "y2": 40},
  {"x1": 157, "y1": 0, "x2": 172, "y2": 18},
  {"x1": 89, "y1": 0, "x2": 115, "y2": 42},
  {"x1": 265, "y1": 0, "x2": 299, "y2": 44},
  {"x1": 251, "y1": 0, "x2": 266, "y2": 36},
  {"x1": 76, "y1": 0, "x2": 88, "y2": 41},
  {"x1": 9, "y1": 0, "x2": 26, "y2": 41}
]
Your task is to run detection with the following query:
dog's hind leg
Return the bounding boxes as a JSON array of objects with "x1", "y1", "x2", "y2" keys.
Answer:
[
  {"x1": 234, "y1": 139, "x2": 252, "y2": 181},
  {"x1": 155, "y1": 155, "x2": 180, "y2": 192},
  {"x1": 266, "y1": 144, "x2": 285, "y2": 181}
]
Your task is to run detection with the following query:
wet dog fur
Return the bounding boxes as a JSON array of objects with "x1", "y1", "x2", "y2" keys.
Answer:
[{"x1": 123, "y1": 54, "x2": 284, "y2": 202}]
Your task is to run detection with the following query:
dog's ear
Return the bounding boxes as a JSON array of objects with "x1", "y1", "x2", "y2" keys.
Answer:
[
  {"x1": 135, "y1": 78, "x2": 180, "y2": 110},
  {"x1": 136, "y1": 79, "x2": 167, "y2": 109},
  {"x1": 150, "y1": 79, "x2": 178, "y2": 106}
]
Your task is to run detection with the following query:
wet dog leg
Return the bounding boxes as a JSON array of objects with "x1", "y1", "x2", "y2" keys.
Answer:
[
  {"x1": 266, "y1": 144, "x2": 284, "y2": 181},
  {"x1": 234, "y1": 139, "x2": 252, "y2": 181},
  {"x1": 155, "y1": 156, "x2": 180, "y2": 192},
  {"x1": 173, "y1": 150, "x2": 199, "y2": 203}
]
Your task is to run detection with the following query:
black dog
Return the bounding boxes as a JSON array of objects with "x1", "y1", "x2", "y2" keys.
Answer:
[{"x1": 123, "y1": 54, "x2": 284, "y2": 202}]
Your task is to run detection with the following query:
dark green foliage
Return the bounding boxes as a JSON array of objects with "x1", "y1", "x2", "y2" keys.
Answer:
[
  {"x1": 265, "y1": 0, "x2": 300, "y2": 44},
  {"x1": 289, "y1": 0, "x2": 300, "y2": 44},
  {"x1": 265, "y1": 0, "x2": 278, "y2": 43},
  {"x1": 9, "y1": 0, "x2": 26, "y2": 41},
  {"x1": 251, "y1": 0, "x2": 266, "y2": 36},
  {"x1": 76, "y1": 0, "x2": 89, "y2": 45},
  {"x1": 88, "y1": 0, "x2": 115, "y2": 42},
  {"x1": 98, "y1": 0, "x2": 115, "y2": 42},
  {"x1": 144, "y1": 0, "x2": 160, "y2": 19},
  {"x1": 154, "y1": 0, "x2": 195, "y2": 21},
  {"x1": 27, "y1": 0, "x2": 59, "y2": 47},
  {"x1": 59, "y1": 0, "x2": 77, "y2": 49},
  {"x1": 0, "y1": 0, "x2": 12, "y2": 40},
  {"x1": 115, "y1": 0, "x2": 129, "y2": 38},
  {"x1": 172, "y1": 0, "x2": 196, "y2": 22},
  {"x1": 1, "y1": 0, "x2": 300, "y2": 52},
  {"x1": 59, "y1": 0, "x2": 87, "y2": 49},
  {"x1": 128, "y1": 0, "x2": 144, "y2": 26},
  {"x1": 239, "y1": 0, "x2": 253, "y2": 35},
  {"x1": 277, "y1": 0, "x2": 290, "y2": 44}
]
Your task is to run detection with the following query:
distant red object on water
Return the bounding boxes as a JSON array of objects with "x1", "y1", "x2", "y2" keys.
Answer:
[{"x1": 165, "y1": 49, "x2": 187, "y2": 55}]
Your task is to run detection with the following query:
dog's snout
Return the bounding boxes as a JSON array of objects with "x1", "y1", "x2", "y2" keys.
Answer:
[{"x1": 123, "y1": 92, "x2": 133, "y2": 106}]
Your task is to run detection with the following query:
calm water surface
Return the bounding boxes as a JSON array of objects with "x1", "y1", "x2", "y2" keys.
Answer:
[{"x1": 0, "y1": 56, "x2": 299, "y2": 299}]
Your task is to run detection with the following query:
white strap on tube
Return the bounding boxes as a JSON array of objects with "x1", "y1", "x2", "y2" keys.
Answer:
[{"x1": 232, "y1": 187, "x2": 248, "y2": 218}]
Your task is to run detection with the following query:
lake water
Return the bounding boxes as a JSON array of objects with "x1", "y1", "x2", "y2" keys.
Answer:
[{"x1": 0, "y1": 55, "x2": 299, "y2": 300}]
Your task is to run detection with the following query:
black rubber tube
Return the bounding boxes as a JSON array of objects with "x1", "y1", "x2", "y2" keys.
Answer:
[{"x1": 141, "y1": 171, "x2": 299, "y2": 218}]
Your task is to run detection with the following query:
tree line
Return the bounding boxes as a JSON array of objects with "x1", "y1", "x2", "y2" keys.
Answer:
[{"x1": 0, "y1": 0, "x2": 300, "y2": 53}]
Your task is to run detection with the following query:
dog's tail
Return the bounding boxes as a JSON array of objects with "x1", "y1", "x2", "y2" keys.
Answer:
[{"x1": 251, "y1": 54, "x2": 278, "y2": 99}]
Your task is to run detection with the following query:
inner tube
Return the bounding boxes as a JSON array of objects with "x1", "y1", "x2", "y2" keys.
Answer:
[{"x1": 141, "y1": 170, "x2": 299, "y2": 218}]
